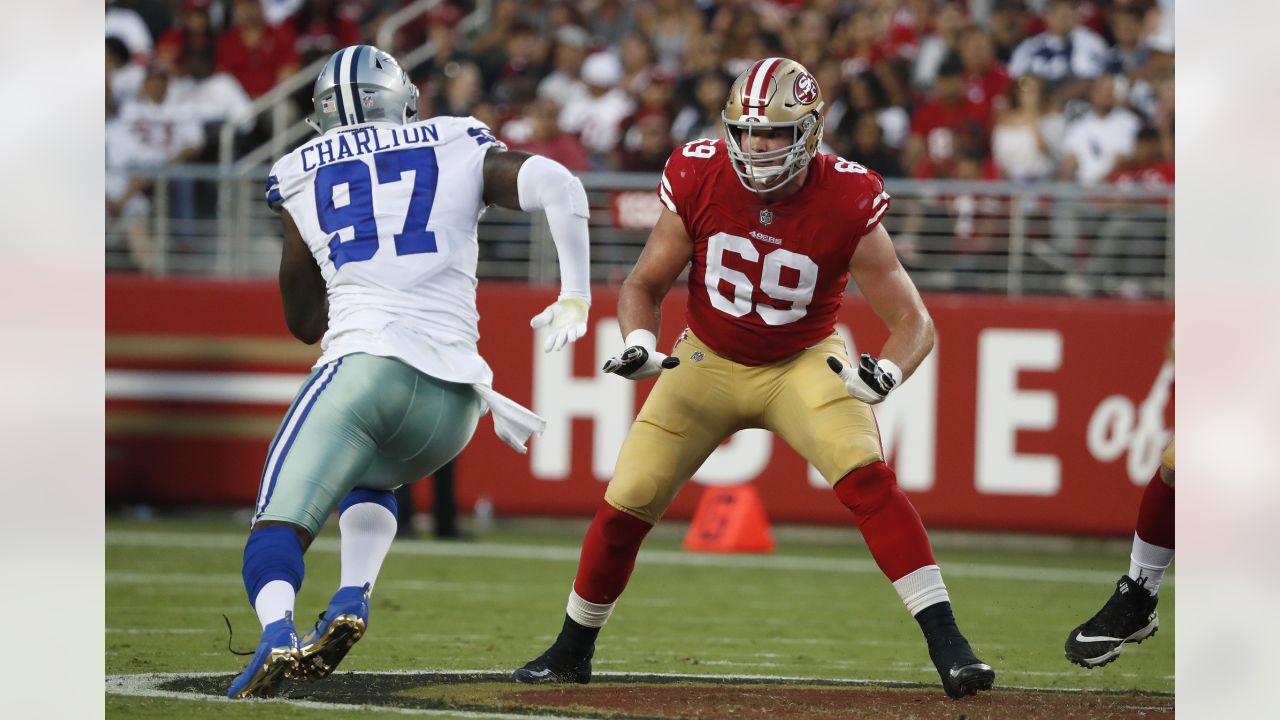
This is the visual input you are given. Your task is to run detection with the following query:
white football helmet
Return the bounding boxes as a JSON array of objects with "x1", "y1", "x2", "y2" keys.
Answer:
[
  {"x1": 722, "y1": 57, "x2": 825, "y2": 192},
  {"x1": 307, "y1": 45, "x2": 419, "y2": 134}
]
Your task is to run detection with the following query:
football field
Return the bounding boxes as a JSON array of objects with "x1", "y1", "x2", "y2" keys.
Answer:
[{"x1": 105, "y1": 517, "x2": 1173, "y2": 718}]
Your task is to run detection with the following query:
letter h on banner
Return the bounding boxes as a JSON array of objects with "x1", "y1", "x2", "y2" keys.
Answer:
[{"x1": 531, "y1": 318, "x2": 634, "y2": 480}]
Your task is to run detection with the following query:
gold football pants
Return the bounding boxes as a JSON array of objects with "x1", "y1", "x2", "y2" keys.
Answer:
[{"x1": 605, "y1": 328, "x2": 884, "y2": 524}]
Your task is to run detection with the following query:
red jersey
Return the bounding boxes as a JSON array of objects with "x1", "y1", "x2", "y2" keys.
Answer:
[{"x1": 657, "y1": 139, "x2": 891, "y2": 365}]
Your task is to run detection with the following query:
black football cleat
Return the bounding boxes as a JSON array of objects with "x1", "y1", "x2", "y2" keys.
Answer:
[
  {"x1": 1065, "y1": 575, "x2": 1159, "y2": 668},
  {"x1": 511, "y1": 644, "x2": 593, "y2": 684},
  {"x1": 927, "y1": 633, "x2": 995, "y2": 699}
]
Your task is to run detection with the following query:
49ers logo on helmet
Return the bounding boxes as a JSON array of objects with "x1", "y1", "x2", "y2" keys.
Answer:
[{"x1": 793, "y1": 73, "x2": 819, "y2": 104}]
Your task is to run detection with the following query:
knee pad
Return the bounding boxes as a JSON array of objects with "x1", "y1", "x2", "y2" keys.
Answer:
[
  {"x1": 242, "y1": 525, "x2": 305, "y2": 603},
  {"x1": 339, "y1": 487, "x2": 398, "y2": 517},
  {"x1": 834, "y1": 461, "x2": 898, "y2": 519}
]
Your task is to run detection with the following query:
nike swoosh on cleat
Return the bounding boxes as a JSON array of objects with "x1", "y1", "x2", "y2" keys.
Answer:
[
  {"x1": 526, "y1": 668, "x2": 553, "y2": 678},
  {"x1": 1074, "y1": 632, "x2": 1122, "y2": 643}
]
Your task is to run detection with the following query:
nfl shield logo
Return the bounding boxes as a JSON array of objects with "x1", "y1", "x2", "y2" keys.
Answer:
[{"x1": 759, "y1": 209, "x2": 773, "y2": 225}]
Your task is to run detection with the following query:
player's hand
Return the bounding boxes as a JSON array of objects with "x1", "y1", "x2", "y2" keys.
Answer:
[
  {"x1": 530, "y1": 296, "x2": 590, "y2": 352},
  {"x1": 827, "y1": 353, "x2": 902, "y2": 405},
  {"x1": 602, "y1": 329, "x2": 680, "y2": 380}
]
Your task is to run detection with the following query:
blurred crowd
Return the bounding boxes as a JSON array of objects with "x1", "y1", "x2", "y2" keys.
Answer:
[{"x1": 106, "y1": 0, "x2": 1175, "y2": 283}]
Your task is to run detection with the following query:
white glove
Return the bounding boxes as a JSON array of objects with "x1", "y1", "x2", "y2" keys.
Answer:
[
  {"x1": 827, "y1": 353, "x2": 903, "y2": 405},
  {"x1": 602, "y1": 329, "x2": 680, "y2": 380},
  {"x1": 530, "y1": 296, "x2": 590, "y2": 352}
]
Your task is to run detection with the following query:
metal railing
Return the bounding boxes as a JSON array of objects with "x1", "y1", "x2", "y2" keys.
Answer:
[{"x1": 106, "y1": 164, "x2": 1173, "y2": 299}]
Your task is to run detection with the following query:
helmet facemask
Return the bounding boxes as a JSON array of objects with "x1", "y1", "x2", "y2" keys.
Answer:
[{"x1": 722, "y1": 111, "x2": 823, "y2": 192}]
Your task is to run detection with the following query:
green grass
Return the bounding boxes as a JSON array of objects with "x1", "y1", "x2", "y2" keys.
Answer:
[{"x1": 105, "y1": 517, "x2": 1173, "y2": 718}]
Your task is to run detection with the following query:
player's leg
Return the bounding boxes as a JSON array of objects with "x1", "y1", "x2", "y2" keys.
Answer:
[
  {"x1": 765, "y1": 335, "x2": 993, "y2": 699},
  {"x1": 1065, "y1": 440, "x2": 1173, "y2": 668},
  {"x1": 232, "y1": 357, "x2": 378, "y2": 697},
  {"x1": 514, "y1": 331, "x2": 743, "y2": 683},
  {"x1": 294, "y1": 362, "x2": 483, "y2": 681}
]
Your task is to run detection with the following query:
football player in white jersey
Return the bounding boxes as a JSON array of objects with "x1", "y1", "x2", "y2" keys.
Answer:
[{"x1": 229, "y1": 45, "x2": 593, "y2": 698}]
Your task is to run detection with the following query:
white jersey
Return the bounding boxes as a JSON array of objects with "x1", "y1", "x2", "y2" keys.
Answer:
[{"x1": 267, "y1": 116, "x2": 505, "y2": 386}]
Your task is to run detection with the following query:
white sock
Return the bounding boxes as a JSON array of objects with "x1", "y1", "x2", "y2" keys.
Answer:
[
  {"x1": 1127, "y1": 533, "x2": 1174, "y2": 596},
  {"x1": 254, "y1": 580, "x2": 296, "y2": 628},
  {"x1": 892, "y1": 565, "x2": 950, "y2": 616},
  {"x1": 339, "y1": 502, "x2": 398, "y2": 589},
  {"x1": 566, "y1": 588, "x2": 615, "y2": 628}
]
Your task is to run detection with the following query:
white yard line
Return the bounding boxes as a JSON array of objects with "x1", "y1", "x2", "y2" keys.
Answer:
[
  {"x1": 106, "y1": 672, "x2": 584, "y2": 719},
  {"x1": 106, "y1": 669, "x2": 1174, "y2": 697},
  {"x1": 107, "y1": 530, "x2": 1172, "y2": 587}
]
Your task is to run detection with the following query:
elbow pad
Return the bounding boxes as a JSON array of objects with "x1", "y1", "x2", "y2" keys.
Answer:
[
  {"x1": 516, "y1": 155, "x2": 591, "y2": 301},
  {"x1": 516, "y1": 155, "x2": 589, "y2": 218}
]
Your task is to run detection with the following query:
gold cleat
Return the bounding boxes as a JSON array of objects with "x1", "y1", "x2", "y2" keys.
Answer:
[{"x1": 290, "y1": 613, "x2": 367, "y2": 681}]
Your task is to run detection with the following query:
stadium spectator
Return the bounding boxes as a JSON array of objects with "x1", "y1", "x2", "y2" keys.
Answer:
[
  {"x1": 913, "y1": 1, "x2": 968, "y2": 89},
  {"x1": 1102, "y1": 4, "x2": 1151, "y2": 77},
  {"x1": 537, "y1": 25, "x2": 592, "y2": 110},
  {"x1": 106, "y1": 0, "x2": 157, "y2": 62},
  {"x1": 612, "y1": 71, "x2": 677, "y2": 172},
  {"x1": 612, "y1": 113, "x2": 675, "y2": 172},
  {"x1": 469, "y1": 0, "x2": 526, "y2": 64},
  {"x1": 831, "y1": 71, "x2": 910, "y2": 157},
  {"x1": 992, "y1": 75, "x2": 1061, "y2": 182},
  {"x1": 168, "y1": 41, "x2": 253, "y2": 131},
  {"x1": 290, "y1": 0, "x2": 362, "y2": 67},
  {"x1": 618, "y1": 31, "x2": 659, "y2": 96},
  {"x1": 432, "y1": 61, "x2": 486, "y2": 118},
  {"x1": 958, "y1": 25, "x2": 1013, "y2": 130},
  {"x1": 1058, "y1": 76, "x2": 1139, "y2": 185},
  {"x1": 217, "y1": 0, "x2": 301, "y2": 99},
  {"x1": 1008, "y1": 0, "x2": 1107, "y2": 91},
  {"x1": 503, "y1": 98, "x2": 591, "y2": 172},
  {"x1": 905, "y1": 56, "x2": 990, "y2": 179},
  {"x1": 849, "y1": 114, "x2": 906, "y2": 179},
  {"x1": 986, "y1": 0, "x2": 1032, "y2": 64},
  {"x1": 154, "y1": 0, "x2": 216, "y2": 75},
  {"x1": 107, "y1": 36, "x2": 146, "y2": 111},
  {"x1": 559, "y1": 51, "x2": 635, "y2": 166},
  {"x1": 479, "y1": 21, "x2": 548, "y2": 112},
  {"x1": 634, "y1": 0, "x2": 705, "y2": 76},
  {"x1": 882, "y1": 0, "x2": 933, "y2": 63},
  {"x1": 106, "y1": 68, "x2": 207, "y2": 272},
  {"x1": 782, "y1": 7, "x2": 833, "y2": 71},
  {"x1": 262, "y1": 0, "x2": 305, "y2": 27},
  {"x1": 671, "y1": 71, "x2": 729, "y2": 144},
  {"x1": 1082, "y1": 127, "x2": 1173, "y2": 296},
  {"x1": 585, "y1": 0, "x2": 638, "y2": 48}
]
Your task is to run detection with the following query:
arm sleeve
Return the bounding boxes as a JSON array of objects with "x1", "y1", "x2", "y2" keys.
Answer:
[{"x1": 516, "y1": 154, "x2": 591, "y2": 302}]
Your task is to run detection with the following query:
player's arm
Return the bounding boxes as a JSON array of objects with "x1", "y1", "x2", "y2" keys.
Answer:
[
  {"x1": 278, "y1": 208, "x2": 328, "y2": 345},
  {"x1": 483, "y1": 147, "x2": 591, "y2": 353},
  {"x1": 603, "y1": 207, "x2": 693, "y2": 379},
  {"x1": 828, "y1": 223, "x2": 935, "y2": 404}
]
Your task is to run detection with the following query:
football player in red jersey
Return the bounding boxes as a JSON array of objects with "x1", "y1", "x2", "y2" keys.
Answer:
[{"x1": 512, "y1": 57, "x2": 995, "y2": 699}]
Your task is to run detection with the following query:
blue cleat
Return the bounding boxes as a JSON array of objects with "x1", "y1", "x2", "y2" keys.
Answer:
[
  {"x1": 227, "y1": 612, "x2": 300, "y2": 699},
  {"x1": 292, "y1": 583, "x2": 371, "y2": 681}
]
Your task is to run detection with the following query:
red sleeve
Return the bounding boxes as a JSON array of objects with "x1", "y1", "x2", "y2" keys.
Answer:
[
  {"x1": 656, "y1": 139, "x2": 714, "y2": 218},
  {"x1": 846, "y1": 163, "x2": 891, "y2": 234}
]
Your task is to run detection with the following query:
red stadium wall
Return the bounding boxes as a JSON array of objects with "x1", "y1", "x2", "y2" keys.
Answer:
[{"x1": 106, "y1": 276, "x2": 1173, "y2": 536}]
